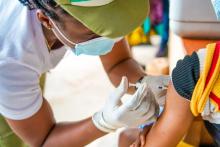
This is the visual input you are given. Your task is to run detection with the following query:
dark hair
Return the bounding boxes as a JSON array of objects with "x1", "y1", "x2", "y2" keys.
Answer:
[{"x1": 18, "y1": 0, "x2": 58, "y2": 18}]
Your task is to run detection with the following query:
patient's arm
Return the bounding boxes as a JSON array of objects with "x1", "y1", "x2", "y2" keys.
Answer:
[
  {"x1": 144, "y1": 82, "x2": 195, "y2": 147},
  {"x1": 140, "y1": 50, "x2": 205, "y2": 147}
]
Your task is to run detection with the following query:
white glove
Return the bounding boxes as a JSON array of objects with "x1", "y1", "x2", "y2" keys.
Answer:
[
  {"x1": 92, "y1": 77, "x2": 159, "y2": 133},
  {"x1": 139, "y1": 75, "x2": 170, "y2": 106}
]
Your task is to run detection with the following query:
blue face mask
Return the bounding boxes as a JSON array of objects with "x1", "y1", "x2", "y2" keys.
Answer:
[
  {"x1": 73, "y1": 37, "x2": 120, "y2": 56},
  {"x1": 51, "y1": 20, "x2": 122, "y2": 56},
  {"x1": 212, "y1": 0, "x2": 220, "y2": 20}
]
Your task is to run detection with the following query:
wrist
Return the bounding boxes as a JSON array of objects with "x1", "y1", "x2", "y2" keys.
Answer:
[
  {"x1": 89, "y1": 117, "x2": 107, "y2": 137},
  {"x1": 92, "y1": 112, "x2": 116, "y2": 133}
]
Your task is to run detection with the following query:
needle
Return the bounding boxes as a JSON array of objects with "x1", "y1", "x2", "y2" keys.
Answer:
[{"x1": 130, "y1": 83, "x2": 168, "y2": 90}]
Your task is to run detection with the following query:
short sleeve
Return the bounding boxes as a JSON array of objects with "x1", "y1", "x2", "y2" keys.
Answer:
[
  {"x1": 0, "y1": 59, "x2": 43, "y2": 120},
  {"x1": 171, "y1": 52, "x2": 200, "y2": 100}
]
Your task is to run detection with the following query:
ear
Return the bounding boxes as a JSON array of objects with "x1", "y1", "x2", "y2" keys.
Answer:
[{"x1": 36, "y1": 10, "x2": 53, "y2": 29}]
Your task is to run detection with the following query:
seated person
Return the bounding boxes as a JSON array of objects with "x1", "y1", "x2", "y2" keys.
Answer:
[
  {"x1": 119, "y1": 1, "x2": 220, "y2": 146},
  {"x1": 128, "y1": 41, "x2": 220, "y2": 147},
  {"x1": 119, "y1": 41, "x2": 220, "y2": 147}
]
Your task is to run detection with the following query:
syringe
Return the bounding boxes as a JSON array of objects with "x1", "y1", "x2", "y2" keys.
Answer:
[
  {"x1": 129, "y1": 83, "x2": 141, "y2": 88},
  {"x1": 129, "y1": 83, "x2": 168, "y2": 90}
]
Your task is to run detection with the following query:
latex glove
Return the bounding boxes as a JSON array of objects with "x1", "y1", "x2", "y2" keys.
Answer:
[
  {"x1": 139, "y1": 75, "x2": 170, "y2": 106},
  {"x1": 92, "y1": 77, "x2": 159, "y2": 133}
]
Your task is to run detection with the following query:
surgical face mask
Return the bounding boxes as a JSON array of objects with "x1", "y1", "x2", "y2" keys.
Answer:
[
  {"x1": 50, "y1": 20, "x2": 122, "y2": 56},
  {"x1": 211, "y1": 0, "x2": 220, "y2": 20},
  {"x1": 72, "y1": 37, "x2": 122, "y2": 56}
]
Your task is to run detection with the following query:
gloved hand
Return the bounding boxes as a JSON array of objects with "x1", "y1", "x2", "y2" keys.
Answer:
[
  {"x1": 139, "y1": 75, "x2": 170, "y2": 106},
  {"x1": 92, "y1": 77, "x2": 159, "y2": 133}
]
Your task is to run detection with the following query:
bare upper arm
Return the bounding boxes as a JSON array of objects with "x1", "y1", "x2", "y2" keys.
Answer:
[
  {"x1": 6, "y1": 99, "x2": 55, "y2": 147},
  {"x1": 144, "y1": 82, "x2": 195, "y2": 147}
]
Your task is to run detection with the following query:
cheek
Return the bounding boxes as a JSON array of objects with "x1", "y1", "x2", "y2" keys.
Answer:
[{"x1": 59, "y1": 18, "x2": 97, "y2": 43}]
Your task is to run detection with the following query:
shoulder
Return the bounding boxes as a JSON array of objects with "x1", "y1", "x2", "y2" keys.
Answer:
[
  {"x1": 172, "y1": 52, "x2": 200, "y2": 100},
  {"x1": 0, "y1": 58, "x2": 43, "y2": 120},
  {"x1": 0, "y1": 58, "x2": 40, "y2": 85}
]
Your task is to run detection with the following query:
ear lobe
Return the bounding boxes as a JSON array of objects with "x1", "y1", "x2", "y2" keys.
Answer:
[{"x1": 36, "y1": 10, "x2": 52, "y2": 29}]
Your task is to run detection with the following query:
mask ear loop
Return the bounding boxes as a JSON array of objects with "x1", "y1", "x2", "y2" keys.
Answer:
[{"x1": 49, "y1": 19, "x2": 76, "y2": 47}]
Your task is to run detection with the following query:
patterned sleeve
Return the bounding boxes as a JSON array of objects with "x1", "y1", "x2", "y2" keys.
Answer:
[{"x1": 171, "y1": 52, "x2": 200, "y2": 100}]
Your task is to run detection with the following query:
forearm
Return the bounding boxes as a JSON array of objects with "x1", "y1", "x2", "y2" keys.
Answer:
[
  {"x1": 6, "y1": 99, "x2": 106, "y2": 147},
  {"x1": 108, "y1": 58, "x2": 146, "y2": 92},
  {"x1": 43, "y1": 118, "x2": 106, "y2": 147},
  {"x1": 100, "y1": 39, "x2": 146, "y2": 93}
]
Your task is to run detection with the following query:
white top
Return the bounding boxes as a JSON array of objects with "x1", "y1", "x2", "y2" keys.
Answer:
[{"x1": 0, "y1": 0, "x2": 66, "y2": 120}]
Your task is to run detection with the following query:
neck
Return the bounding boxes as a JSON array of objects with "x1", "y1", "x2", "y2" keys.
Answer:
[{"x1": 42, "y1": 25, "x2": 63, "y2": 50}]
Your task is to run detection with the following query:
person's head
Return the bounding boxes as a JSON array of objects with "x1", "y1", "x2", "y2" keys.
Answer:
[
  {"x1": 19, "y1": 0, "x2": 100, "y2": 46},
  {"x1": 19, "y1": 0, "x2": 149, "y2": 55}
]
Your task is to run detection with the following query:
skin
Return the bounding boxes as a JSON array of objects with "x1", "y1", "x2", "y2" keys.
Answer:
[
  {"x1": 129, "y1": 83, "x2": 195, "y2": 147},
  {"x1": 40, "y1": 6, "x2": 146, "y2": 89},
  {"x1": 100, "y1": 38, "x2": 146, "y2": 89},
  {"x1": 118, "y1": 127, "x2": 151, "y2": 147},
  {"x1": 119, "y1": 128, "x2": 141, "y2": 147},
  {"x1": 5, "y1": 4, "x2": 146, "y2": 147},
  {"x1": 131, "y1": 127, "x2": 151, "y2": 147}
]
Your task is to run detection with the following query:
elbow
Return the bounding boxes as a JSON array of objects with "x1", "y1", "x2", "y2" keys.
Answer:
[{"x1": 28, "y1": 124, "x2": 56, "y2": 147}]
